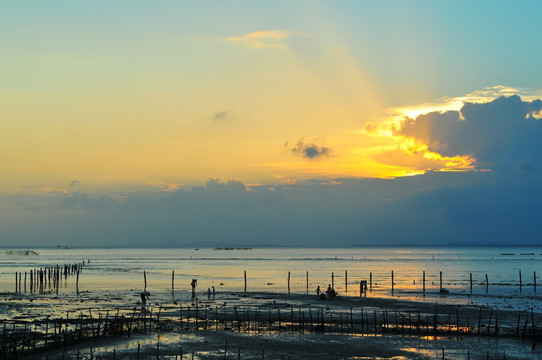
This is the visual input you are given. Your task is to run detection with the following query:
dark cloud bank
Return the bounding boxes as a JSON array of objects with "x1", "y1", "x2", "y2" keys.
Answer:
[{"x1": 2, "y1": 96, "x2": 541, "y2": 247}]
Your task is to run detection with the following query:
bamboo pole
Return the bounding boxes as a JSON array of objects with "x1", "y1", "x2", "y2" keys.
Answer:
[
  {"x1": 422, "y1": 270, "x2": 425, "y2": 295},
  {"x1": 287, "y1": 271, "x2": 290, "y2": 294},
  {"x1": 391, "y1": 270, "x2": 394, "y2": 295},
  {"x1": 144, "y1": 271, "x2": 147, "y2": 290}
]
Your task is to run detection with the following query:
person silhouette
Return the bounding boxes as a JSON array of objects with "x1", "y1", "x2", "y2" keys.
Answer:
[
  {"x1": 191, "y1": 278, "x2": 197, "y2": 297},
  {"x1": 140, "y1": 290, "x2": 150, "y2": 304}
]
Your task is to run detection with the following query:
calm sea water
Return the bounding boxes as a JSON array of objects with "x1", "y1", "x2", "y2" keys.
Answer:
[{"x1": 1, "y1": 247, "x2": 541, "y2": 298}]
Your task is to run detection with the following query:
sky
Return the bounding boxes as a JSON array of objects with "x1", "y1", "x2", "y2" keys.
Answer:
[{"x1": 1, "y1": 1, "x2": 542, "y2": 247}]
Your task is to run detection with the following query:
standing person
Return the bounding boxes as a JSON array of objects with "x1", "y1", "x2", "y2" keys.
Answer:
[
  {"x1": 191, "y1": 278, "x2": 197, "y2": 297},
  {"x1": 316, "y1": 285, "x2": 320, "y2": 296}
]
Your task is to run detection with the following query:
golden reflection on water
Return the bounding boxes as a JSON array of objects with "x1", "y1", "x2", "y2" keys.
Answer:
[
  {"x1": 400, "y1": 347, "x2": 437, "y2": 357},
  {"x1": 420, "y1": 335, "x2": 443, "y2": 341},
  {"x1": 2, "y1": 247, "x2": 540, "y2": 308}
]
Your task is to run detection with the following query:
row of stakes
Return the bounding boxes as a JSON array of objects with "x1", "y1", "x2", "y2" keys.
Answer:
[
  {"x1": 13, "y1": 265, "x2": 537, "y2": 296},
  {"x1": 14, "y1": 261, "x2": 86, "y2": 294},
  {"x1": 165, "y1": 269, "x2": 538, "y2": 295}
]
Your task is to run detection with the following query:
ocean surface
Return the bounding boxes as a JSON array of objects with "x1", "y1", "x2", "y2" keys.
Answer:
[{"x1": 1, "y1": 246, "x2": 541, "y2": 300}]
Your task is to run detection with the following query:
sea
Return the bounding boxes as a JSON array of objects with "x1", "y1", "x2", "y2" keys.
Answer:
[{"x1": 1, "y1": 246, "x2": 540, "y2": 302}]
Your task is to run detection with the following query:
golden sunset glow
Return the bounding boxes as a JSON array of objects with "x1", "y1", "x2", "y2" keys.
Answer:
[{"x1": 2, "y1": 1, "x2": 541, "y2": 198}]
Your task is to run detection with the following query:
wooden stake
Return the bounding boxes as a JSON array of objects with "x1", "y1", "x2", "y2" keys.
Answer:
[
  {"x1": 439, "y1": 271, "x2": 443, "y2": 293},
  {"x1": 306, "y1": 271, "x2": 309, "y2": 294},
  {"x1": 144, "y1": 271, "x2": 147, "y2": 290},
  {"x1": 477, "y1": 308, "x2": 482, "y2": 334},
  {"x1": 391, "y1": 270, "x2": 394, "y2": 294},
  {"x1": 244, "y1": 270, "x2": 247, "y2": 293},
  {"x1": 470, "y1": 273, "x2": 473, "y2": 293},
  {"x1": 345, "y1": 270, "x2": 348, "y2": 293},
  {"x1": 423, "y1": 270, "x2": 425, "y2": 295},
  {"x1": 287, "y1": 271, "x2": 290, "y2": 294},
  {"x1": 369, "y1": 272, "x2": 372, "y2": 292},
  {"x1": 488, "y1": 307, "x2": 493, "y2": 335}
]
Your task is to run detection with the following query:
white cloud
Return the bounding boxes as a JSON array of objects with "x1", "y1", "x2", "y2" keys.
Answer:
[
  {"x1": 219, "y1": 30, "x2": 307, "y2": 49},
  {"x1": 38, "y1": 187, "x2": 69, "y2": 196},
  {"x1": 146, "y1": 182, "x2": 184, "y2": 192}
]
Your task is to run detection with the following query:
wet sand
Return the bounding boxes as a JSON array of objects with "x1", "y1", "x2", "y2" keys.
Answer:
[{"x1": 2, "y1": 287, "x2": 542, "y2": 359}]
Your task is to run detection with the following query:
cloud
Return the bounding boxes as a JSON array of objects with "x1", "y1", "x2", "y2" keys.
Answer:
[
  {"x1": 3, "y1": 171, "x2": 542, "y2": 247},
  {"x1": 366, "y1": 90, "x2": 542, "y2": 175},
  {"x1": 219, "y1": 30, "x2": 306, "y2": 49},
  {"x1": 69, "y1": 180, "x2": 82, "y2": 188},
  {"x1": 203, "y1": 177, "x2": 246, "y2": 194},
  {"x1": 213, "y1": 110, "x2": 234, "y2": 122},
  {"x1": 146, "y1": 182, "x2": 183, "y2": 192},
  {"x1": 289, "y1": 138, "x2": 332, "y2": 160},
  {"x1": 394, "y1": 95, "x2": 542, "y2": 173},
  {"x1": 61, "y1": 192, "x2": 115, "y2": 210},
  {"x1": 383, "y1": 85, "x2": 538, "y2": 121},
  {"x1": 39, "y1": 187, "x2": 69, "y2": 196}
]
